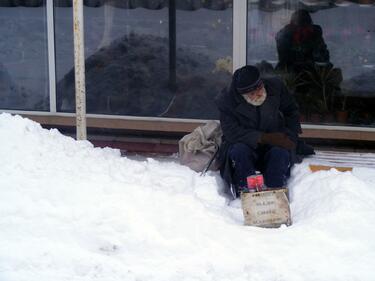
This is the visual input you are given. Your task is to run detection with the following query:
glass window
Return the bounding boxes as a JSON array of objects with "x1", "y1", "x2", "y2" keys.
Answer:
[
  {"x1": 0, "y1": 0, "x2": 49, "y2": 111},
  {"x1": 247, "y1": 0, "x2": 375, "y2": 126},
  {"x1": 55, "y1": 0, "x2": 233, "y2": 120}
]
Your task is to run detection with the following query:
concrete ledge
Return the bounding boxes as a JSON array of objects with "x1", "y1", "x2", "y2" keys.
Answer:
[{"x1": 20, "y1": 114, "x2": 375, "y2": 142}]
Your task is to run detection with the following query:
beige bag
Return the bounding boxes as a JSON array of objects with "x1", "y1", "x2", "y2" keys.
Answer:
[{"x1": 179, "y1": 121, "x2": 222, "y2": 172}]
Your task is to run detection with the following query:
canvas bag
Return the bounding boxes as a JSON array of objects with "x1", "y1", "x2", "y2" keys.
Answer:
[{"x1": 179, "y1": 120, "x2": 222, "y2": 172}]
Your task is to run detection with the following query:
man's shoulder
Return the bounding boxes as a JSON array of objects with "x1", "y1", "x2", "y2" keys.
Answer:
[
  {"x1": 215, "y1": 87, "x2": 236, "y2": 111},
  {"x1": 215, "y1": 87, "x2": 227, "y2": 106},
  {"x1": 263, "y1": 77, "x2": 285, "y2": 90},
  {"x1": 263, "y1": 77, "x2": 290, "y2": 99}
]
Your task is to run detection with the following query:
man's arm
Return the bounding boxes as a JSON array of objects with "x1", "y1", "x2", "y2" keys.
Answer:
[{"x1": 219, "y1": 109, "x2": 262, "y2": 150}]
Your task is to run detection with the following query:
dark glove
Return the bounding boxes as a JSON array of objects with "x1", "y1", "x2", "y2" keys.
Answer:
[{"x1": 259, "y1": 132, "x2": 296, "y2": 150}]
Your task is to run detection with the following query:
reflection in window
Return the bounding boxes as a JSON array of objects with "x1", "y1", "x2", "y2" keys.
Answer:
[
  {"x1": 0, "y1": 0, "x2": 49, "y2": 111},
  {"x1": 55, "y1": 0, "x2": 233, "y2": 119},
  {"x1": 247, "y1": 0, "x2": 375, "y2": 126}
]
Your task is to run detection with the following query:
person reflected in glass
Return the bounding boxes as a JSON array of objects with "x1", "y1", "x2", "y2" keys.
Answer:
[
  {"x1": 275, "y1": 9, "x2": 330, "y2": 72},
  {"x1": 275, "y1": 9, "x2": 343, "y2": 119}
]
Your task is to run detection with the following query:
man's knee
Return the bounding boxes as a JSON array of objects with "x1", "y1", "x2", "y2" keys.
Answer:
[
  {"x1": 227, "y1": 143, "x2": 256, "y2": 190},
  {"x1": 228, "y1": 143, "x2": 255, "y2": 161},
  {"x1": 267, "y1": 146, "x2": 290, "y2": 163},
  {"x1": 264, "y1": 147, "x2": 291, "y2": 188}
]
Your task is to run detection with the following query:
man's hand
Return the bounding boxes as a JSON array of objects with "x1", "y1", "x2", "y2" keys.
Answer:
[{"x1": 259, "y1": 132, "x2": 296, "y2": 150}]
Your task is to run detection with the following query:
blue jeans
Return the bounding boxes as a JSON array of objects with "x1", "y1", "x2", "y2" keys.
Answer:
[{"x1": 228, "y1": 143, "x2": 291, "y2": 189}]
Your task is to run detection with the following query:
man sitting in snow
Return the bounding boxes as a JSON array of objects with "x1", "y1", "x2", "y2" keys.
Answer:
[{"x1": 215, "y1": 65, "x2": 303, "y2": 198}]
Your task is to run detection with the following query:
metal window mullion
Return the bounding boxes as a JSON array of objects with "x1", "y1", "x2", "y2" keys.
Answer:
[
  {"x1": 47, "y1": 0, "x2": 57, "y2": 113},
  {"x1": 232, "y1": 0, "x2": 247, "y2": 72}
]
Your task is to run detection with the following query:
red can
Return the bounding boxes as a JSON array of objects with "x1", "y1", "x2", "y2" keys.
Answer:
[
  {"x1": 247, "y1": 176, "x2": 257, "y2": 190},
  {"x1": 246, "y1": 174, "x2": 264, "y2": 192}
]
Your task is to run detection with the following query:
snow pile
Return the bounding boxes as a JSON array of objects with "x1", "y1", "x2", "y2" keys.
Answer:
[{"x1": 0, "y1": 113, "x2": 374, "y2": 281}]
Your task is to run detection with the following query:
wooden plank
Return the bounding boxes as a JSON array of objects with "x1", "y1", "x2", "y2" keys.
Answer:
[
  {"x1": 309, "y1": 164, "x2": 353, "y2": 172},
  {"x1": 301, "y1": 128, "x2": 375, "y2": 141}
]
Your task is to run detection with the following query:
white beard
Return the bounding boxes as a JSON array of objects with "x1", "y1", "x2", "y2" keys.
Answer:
[{"x1": 243, "y1": 88, "x2": 267, "y2": 106}]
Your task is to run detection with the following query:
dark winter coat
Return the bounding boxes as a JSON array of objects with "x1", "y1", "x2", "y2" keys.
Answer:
[{"x1": 215, "y1": 77, "x2": 303, "y2": 186}]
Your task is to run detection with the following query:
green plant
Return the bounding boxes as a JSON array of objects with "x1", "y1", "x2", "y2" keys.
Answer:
[
  {"x1": 280, "y1": 71, "x2": 305, "y2": 94},
  {"x1": 340, "y1": 93, "x2": 348, "y2": 111},
  {"x1": 299, "y1": 64, "x2": 343, "y2": 113}
]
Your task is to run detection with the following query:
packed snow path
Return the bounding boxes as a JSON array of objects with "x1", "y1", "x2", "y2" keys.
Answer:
[{"x1": 0, "y1": 113, "x2": 374, "y2": 281}]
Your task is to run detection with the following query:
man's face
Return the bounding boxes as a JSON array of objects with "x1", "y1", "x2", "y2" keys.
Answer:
[{"x1": 242, "y1": 84, "x2": 267, "y2": 106}]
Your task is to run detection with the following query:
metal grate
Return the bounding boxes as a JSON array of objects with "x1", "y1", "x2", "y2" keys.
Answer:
[{"x1": 305, "y1": 150, "x2": 375, "y2": 169}]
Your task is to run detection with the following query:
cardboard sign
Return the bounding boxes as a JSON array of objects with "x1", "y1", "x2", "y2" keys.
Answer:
[{"x1": 241, "y1": 189, "x2": 291, "y2": 228}]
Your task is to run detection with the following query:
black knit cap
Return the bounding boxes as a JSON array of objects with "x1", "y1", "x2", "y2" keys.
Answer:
[{"x1": 234, "y1": 65, "x2": 262, "y2": 94}]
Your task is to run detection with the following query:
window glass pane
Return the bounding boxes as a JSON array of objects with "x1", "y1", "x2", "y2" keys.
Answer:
[
  {"x1": 55, "y1": 0, "x2": 233, "y2": 120},
  {"x1": 0, "y1": 0, "x2": 49, "y2": 111},
  {"x1": 247, "y1": 0, "x2": 375, "y2": 126}
]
